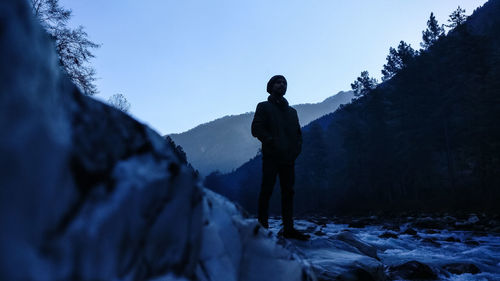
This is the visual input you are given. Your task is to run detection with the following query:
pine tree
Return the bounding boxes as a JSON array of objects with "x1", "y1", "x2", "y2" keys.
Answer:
[
  {"x1": 30, "y1": 0, "x2": 100, "y2": 95},
  {"x1": 446, "y1": 6, "x2": 467, "y2": 30},
  {"x1": 165, "y1": 136, "x2": 188, "y2": 164},
  {"x1": 381, "y1": 41, "x2": 417, "y2": 81},
  {"x1": 351, "y1": 71, "x2": 378, "y2": 97},
  {"x1": 421, "y1": 12, "x2": 444, "y2": 50}
]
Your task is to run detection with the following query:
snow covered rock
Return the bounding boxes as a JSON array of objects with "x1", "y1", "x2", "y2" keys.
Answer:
[
  {"x1": 198, "y1": 190, "x2": 315, "y2": 281},
  {"x1": 0, "y1": 1, "x2": 315, "y2": 280},
  {"x1": 300, "y1": 234, "x2": 384, "y2": 281},
  {"x1": 267, "y1": 220, "x2": 386, "y2": 281}
]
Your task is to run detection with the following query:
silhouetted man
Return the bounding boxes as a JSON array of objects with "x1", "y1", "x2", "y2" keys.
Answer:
[{"x1": 251, "y1": 75, "x2": 309, "y2": 240}]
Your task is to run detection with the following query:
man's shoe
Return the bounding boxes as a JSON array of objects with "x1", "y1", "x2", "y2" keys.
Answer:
[{"x1": 283, "y1": 228, "x2": 310, "y2": 241}]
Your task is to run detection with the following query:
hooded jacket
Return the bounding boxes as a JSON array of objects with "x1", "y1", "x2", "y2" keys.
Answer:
[{"x1": 251, "y1": 95, "x2": 302, "y2": 164}]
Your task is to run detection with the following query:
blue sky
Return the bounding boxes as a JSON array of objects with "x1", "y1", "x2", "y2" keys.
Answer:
[{"x1": 61, "y1": 0, "x2": 487, "y2": 135}]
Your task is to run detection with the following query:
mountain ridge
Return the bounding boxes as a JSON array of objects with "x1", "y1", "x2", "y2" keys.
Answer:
[
  {"x1": 205, "y1": 0, "x2": 500, "y2": 214},
  {"x1": 169, "y1": 90, "x2": 354, "y2": 175}
]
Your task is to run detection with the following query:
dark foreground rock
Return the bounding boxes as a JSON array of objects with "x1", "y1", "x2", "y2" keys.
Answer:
[
  {"x1": 0, "y1": 1, "x2": 315, "y2": 280},
  {"x1": 280, "y1": 229, "x2": 385, "y2": 281},
  {"x1": 378, "y1": 232, "x2": 398, "y2": 239},
  {"x1": 442, "y1": 263, "x2": 480, "y2": 275},
  {"x1": 422, "y1": 238, "x2": 441, "y2": 247},
  {"x1": 402, "y1": 228, "x2": 417, "y2": 235},
  {"x1": 261, "y1": 213, "x2": 500, "y2": 280},
  {"x1": 389, "y1": 261, "x2": 437, "y2": 280},
  {"x1": 335, "y1": 232, "x2": 379, "y2": 260},
  {"x1": 444, "y1": 236, "x2": 461, "y2": 243},
  {"x1": 413, "y1": 217, "x2": 444, "y2": 229}
]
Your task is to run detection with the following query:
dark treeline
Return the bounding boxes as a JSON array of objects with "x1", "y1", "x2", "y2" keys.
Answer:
[{"x1": 205, "y1": 1, "x2": 500, "y2": 215}]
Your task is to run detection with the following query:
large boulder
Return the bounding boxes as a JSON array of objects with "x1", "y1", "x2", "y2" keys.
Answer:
[
  {"x1": 0, "y1": 1, "x2": 315, "y2": 280},
  {"x1": 442, "y1": 263, "x2": 480, "y2": 275},
  {"x1": 389, "y1": 261, "x2": 437, "y2": 280},
  {"x1": 290, "y1": 231, "x2": 385, "y2": 281},
  {"x1": 198, "y1": 190, "x2": 315, "y2": 281}
]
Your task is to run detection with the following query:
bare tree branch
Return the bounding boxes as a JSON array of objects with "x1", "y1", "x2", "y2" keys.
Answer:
[{"x1": 29, "y1": 0, "x2": 99, "y2": 95}]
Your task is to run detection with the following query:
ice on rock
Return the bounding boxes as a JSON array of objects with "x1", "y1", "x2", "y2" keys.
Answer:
[
  {"x1": 198, "y1": 190, "x2": 314, "y2": 281},
  {"x1": 267, "y1": 216, "x2": 500, "y2": 280},
  {"x1": 287, "y1": 231, "x2": 385, "y2": 281}
]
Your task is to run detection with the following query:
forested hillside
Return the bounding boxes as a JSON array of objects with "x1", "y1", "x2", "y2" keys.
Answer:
[
  {"x1": 169, "y1": 91, "x2": 353, "y2": 175},
  {"x1": 205, "y1": 0, "x2": 500, "y2": 215}
]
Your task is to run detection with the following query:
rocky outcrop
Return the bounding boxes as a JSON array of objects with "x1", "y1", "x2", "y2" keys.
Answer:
[
  {"x1": 199, "y1": 191, "x2": 315, "y2": 281},
  {"x1": 283, "y1": 215, "x2": 500, "y2": 280},
  {"x1": 442, "y1": 263, "x2": 480, "y2": 275},
  {"x1": 389, "y1": 261, "x2": 437, "y2": 280},
  {"x1": 0, "y1": 1, "x2": 315, "y2": 280}
]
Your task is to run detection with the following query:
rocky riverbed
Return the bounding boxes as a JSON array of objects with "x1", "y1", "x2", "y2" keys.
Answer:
[{"x1": 265, "y1": 214, "x2": 500, "y2": 281}]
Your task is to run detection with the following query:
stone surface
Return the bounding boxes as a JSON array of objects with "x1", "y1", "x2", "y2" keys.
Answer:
[
  {"x1": 389, "y1": 261, "x2": 437, "y2": 280},
  {"x1": 278, "y1": 229, "x2": 385, "y2": 281},
  {"x1": 0, "y1": 1, "x2": 315, "y2": 280},
  {"x1": 402, "y1": 228, "x2": 417, "y2": 235},
  {"x1": 442, "y1": 263, "x2": 480, "y2": 275},
  {"x1": 378, "y1": 232, "x2": 398, "y2": 239}
]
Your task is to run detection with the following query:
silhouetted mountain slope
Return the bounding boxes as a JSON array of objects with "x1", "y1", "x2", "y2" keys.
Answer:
[
  {"x1": 168, "y1": 91, "x2": 353, "y2": 175},
  {"x1": 205, "y1": 0, "x2": 500, "y2": 215}
]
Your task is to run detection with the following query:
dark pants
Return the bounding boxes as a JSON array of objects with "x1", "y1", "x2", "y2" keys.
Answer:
[{"x1": 258, "y1": 158, "x2": 295, "y2": 231}]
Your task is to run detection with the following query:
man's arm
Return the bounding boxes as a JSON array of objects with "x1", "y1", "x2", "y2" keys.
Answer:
[
  {"x1": 296, "y1": 112, "x2": 302, "y2": 157},
  {"x1": 297, "y1": 126, "x2": 302, "y2": 153},
  {"x1": 251, "y1": 103, "x2": 272, "y2": 144}
]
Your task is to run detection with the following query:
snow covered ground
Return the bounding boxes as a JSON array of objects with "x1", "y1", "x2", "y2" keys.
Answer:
[{"x1": 265, "y1": 216, "x2": 500, "y2": 281}]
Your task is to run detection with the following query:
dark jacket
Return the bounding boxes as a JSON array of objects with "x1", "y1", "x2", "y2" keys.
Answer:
[{"x1": 251, "y1": 95, "x2": 302, "y2": 163}]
